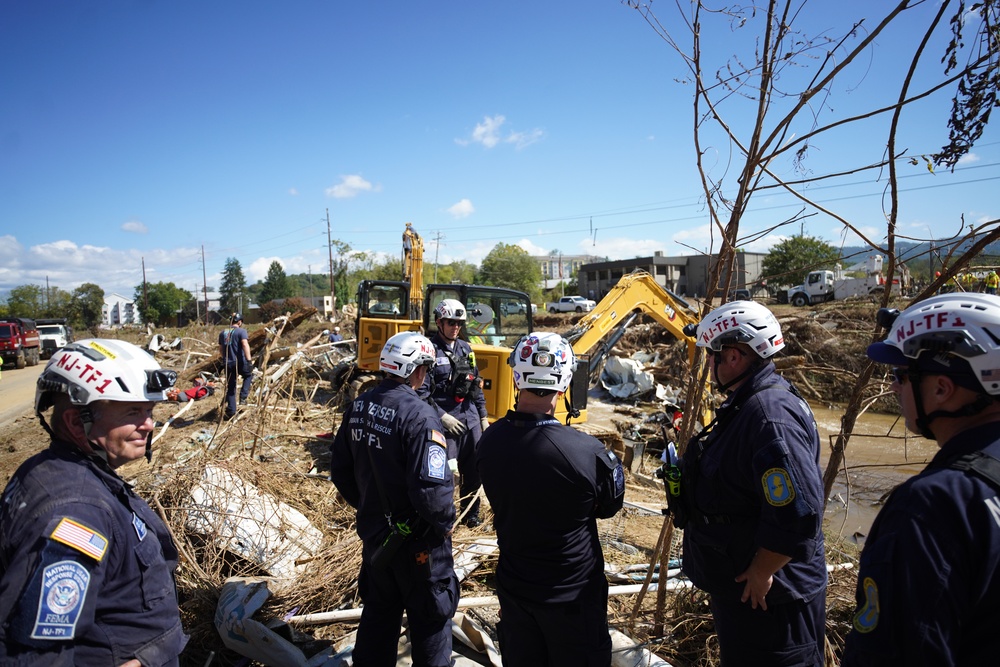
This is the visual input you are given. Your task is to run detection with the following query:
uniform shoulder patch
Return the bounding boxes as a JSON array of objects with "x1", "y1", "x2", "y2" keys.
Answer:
[
  {"x1": 761, "y1": 468, "x2": 796, "y2": 507},
  {"x1": 430, "y1": 429, "x2": 447, "y2": 447},
  {"x1": 427, "y1": 444, "x2": 448, "y2": 480},
  {"x1": 30, "y1": 560, "x2": 91, "y2": 640},
  {"x1": 50, "y1": 518, "x2": 108, "y2": 562},
  {"x1": 853, "y1": 576, "x2": 880, "y2": 633}
]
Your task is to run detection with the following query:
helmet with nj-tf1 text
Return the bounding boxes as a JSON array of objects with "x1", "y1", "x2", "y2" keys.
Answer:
[
  {"x1": 694, "y1": 300, "x2": 785, "y2": 359},
  {"x1": 35, "y1": 339, "x2": 178, "y2": 414},
  {"x1": 867, "y1": 292, "x2": 1000, "y2": 396},
  {"x1": 508, "y1": 331, "x2": 577, "y2": 393},
  {"x1": 380, "y1": 331, "x2": 436, "y2": 378}
]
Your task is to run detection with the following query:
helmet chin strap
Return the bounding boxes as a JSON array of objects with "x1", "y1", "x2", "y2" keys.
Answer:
[
  {"x1": 910, "y1": 372, "x2": 995, "y2": 440},
  {"x1": 78, "y1": 405, "x2": 112, "y2": 466}
]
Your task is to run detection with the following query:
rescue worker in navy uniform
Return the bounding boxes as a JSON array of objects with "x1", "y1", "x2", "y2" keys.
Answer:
[
  {"x1": 419, "y1": 299, "x2": 489, "y2": 527},
  {"x1": 0, "y1": 339, "x2": 188, "y2": 666},
  {"x1": 218, "y1": 312, "x2": 252, "y2": 419},
  {"x1": 477, "y1": 332, "x2": 625, "y2": 667},
  {"x1": 842, "y1": 293, "x2": 1000, "y2": 666},
  {"x1": 330, "y1": 331, "x2": 459, "y2": 667},
  {"x1": 675, "y1": 301, "x2": 827, "y2": 666}
]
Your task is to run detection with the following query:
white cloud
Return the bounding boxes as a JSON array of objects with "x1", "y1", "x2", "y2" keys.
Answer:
[
  {"x1": 506, "y1": 128, "x2": 543, "y2": 150},
  {"x1": 516, "y1": 239, "x2": 548, "y2": 256},
  {"x1": 247, "y1": 257, "x2": 285, "y2": 283},
  {"x1": 122, "y1": 220, "x2": 148, "y2": 234},
  {"x1": 447, "y1": 199, "x2": 475, "y2": 219},
  {"x1": 325, "y1": 175, "x2": 380, "y2": 199},
  {"x1": 457, "y1": 115, "x2": 544, "y2": 149},
  {"x1": 289, "y1": 187, "x2": 299, "y2": 196},
  {"x1": 958, "y1": 152, "x2": 980, "y2": 165}
]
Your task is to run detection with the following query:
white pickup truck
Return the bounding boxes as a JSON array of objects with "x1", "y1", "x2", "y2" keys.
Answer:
[{"x1": 545, "y1": 295, "x2": 597, "y2": 313}]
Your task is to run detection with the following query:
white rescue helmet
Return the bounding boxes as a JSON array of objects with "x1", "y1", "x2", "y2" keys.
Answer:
[
  {"x1": 379, "y1": 331, "x2": 436, "y2": 378},
  {"x1": 508, "y1": 332, "x2": 577, "y2": 393},
  {"x1": 434, "y1": 299, "x2": 467, "y2": 322},
  {"x1": 694, "y1": 300, "x2": 785, "y2": 359},
  {"x1": 867, "y1": 292, "x2": 1000, "y2": 396},
  {"x1": 35, "y1": 339, "x2": 178, "y2": 413}
]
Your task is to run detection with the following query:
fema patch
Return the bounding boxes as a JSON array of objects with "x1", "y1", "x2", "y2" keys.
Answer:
[
  {"x1": 132, "y1": 513, "x2": 147, "y2": 541},
  {"x1": 427, "y1": 444, "x2": 448, "y2": 480},
  {"x1": 761, "y1": 468, "x2": 796, "y2": 506},
  {"x1": 30, "y1": 560, "x2": 90, "y2": 640},
  {"x1": 853, "y1": 577, "x2": 880, "y2": 633}
]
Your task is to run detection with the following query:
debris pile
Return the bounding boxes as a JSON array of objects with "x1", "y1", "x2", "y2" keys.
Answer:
[{"x1": 111, "y1": 303, "x2": 879, "y2": 666}]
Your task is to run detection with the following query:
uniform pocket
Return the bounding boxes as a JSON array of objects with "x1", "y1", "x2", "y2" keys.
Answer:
[{"x1": 134, "y1": 536, "x2": 173, "y2": 610}]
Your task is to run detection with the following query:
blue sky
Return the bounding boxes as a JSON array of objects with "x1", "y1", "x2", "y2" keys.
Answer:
[{"x1": 2, "y1": 1, "x2": 997, "y2": 300}]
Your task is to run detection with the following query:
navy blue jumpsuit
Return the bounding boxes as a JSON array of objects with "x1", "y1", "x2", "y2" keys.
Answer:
[
  {"x1": 0, "y1": 440, "x2": 188, "y2": 666},
  {"x1": 477, "y1": 411, "x2": 625, "y2": 667},
  {"x1": 842, "y1": 422, "x2": 1000, "y2": 666},
  {"x1": 419, "y1": 332, "x2": 487, "y2": 523},
  {"x1": 680, "y1": 364, "x2": 827, "y2": 666},
  {"x1": 330, "y1": 378, "x2": 458, "y2": 667}
]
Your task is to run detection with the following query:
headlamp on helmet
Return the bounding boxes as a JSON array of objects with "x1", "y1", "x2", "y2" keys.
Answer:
[{"x1": 508, "y1": 332, "x2": 577, "y2": 393}]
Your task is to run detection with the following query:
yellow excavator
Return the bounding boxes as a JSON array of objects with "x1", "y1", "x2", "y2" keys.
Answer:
[
  {"x1": 332, "y1": 223, "x2": 536, "y2": 419},
  {"x1": 559, "y1": 270, "x2": 712, "y2": 429},
  {"x1": 334, "y1": 227, "x2": 707, "y2": 428}
]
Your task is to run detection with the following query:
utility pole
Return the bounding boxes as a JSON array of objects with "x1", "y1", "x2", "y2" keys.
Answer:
[
  {"x1": 433, "y1": 231, "x2": 444, "y2": 283},
  {"x1": 141, "y1": 257, "x2": 149, "y2": 319},
  {"x1": 201, "y1": 245, "x2": 209, "y2": 323},
  {"x1": 326, "y1": 208, "x2": 335, "y2": 298}
]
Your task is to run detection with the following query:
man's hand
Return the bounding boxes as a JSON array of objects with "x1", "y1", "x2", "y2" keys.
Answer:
[
  {"x1": 480, "y1": 417, "x2": 490, "y2": 433},
  {"x1": 441, "y1": 413, "x2": 468, "y2": 435},
  {"x1": 735, "y1": 547, "x2": 791, "y2": 611}
]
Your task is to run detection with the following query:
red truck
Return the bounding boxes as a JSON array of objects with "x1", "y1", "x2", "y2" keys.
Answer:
[{"x1": 0, "y1": 317, "x2": 42, "y2": 369}]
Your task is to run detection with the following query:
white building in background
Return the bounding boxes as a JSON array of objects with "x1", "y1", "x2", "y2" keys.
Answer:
[{"x1": 103, "y1": 292, "x2": 140, "y2": 326}]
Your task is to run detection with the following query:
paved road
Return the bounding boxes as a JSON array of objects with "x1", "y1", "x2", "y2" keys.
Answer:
[{"x1": 0, "y1": 363, "x2": 44, "y2": 429}]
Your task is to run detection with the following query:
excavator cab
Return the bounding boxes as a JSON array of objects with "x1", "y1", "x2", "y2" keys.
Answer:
[
  {"x1": 354, "y1": 280, "x2": 422, "y2": 375},
  {"x1": 424, "y1": 284, "x2": 535, "y2": 421}
]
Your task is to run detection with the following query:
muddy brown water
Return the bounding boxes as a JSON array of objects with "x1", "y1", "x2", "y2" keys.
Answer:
[{"x1": 815, "y1": 404, "x2": 938, "y2": 546}]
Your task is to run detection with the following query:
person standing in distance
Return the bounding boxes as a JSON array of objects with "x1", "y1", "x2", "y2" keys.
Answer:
[
  {"x1": 420, "y1": 299, "x2": 489, "y2": 527},
  {"x1": 477, "y1": 332, "x2": 624, "y2": 667},
  {"x1": 218, "y1": 312, "x2": 252, "y2": 419},
  {"x1": 0, "y1": 339, "x2": 188, "y2": 666},
  {"x1": 330, "y1": 331, "x2": 458, "y2": 667},
  {"x1": 842, "y1": 293, "x2": 1000, "y2": 666},
  {"x1": 329, "y1": 326, "x2": 344, "y2": 343},
  {"x1": 675, "y1": 301, "x2": 827, "y2": 666}
]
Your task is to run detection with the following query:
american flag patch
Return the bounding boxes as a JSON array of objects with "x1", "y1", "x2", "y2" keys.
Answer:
[
  {"x1": 981, "y1": 368, "x2": 1000, "y2": 382},
  {"x1": 50, "y1": 518, "x2": 108, "y2": 562},
  {"x1": 430, "y1": 429, "x2": 447, "y2": 447}
]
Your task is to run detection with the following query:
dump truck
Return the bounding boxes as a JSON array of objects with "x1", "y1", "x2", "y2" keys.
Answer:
[
  {"x1": 36, "y1": 318, "x2": 75, "y2": 359},
  {"x1": 0, "y1": 317, "x2": 42, "y2": 369}
]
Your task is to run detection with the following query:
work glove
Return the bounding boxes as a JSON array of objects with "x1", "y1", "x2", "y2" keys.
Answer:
[
  {"x1": 480, "y1": 417, "x2": 490, "y2": 434},
  {"x1": 441, "y1": 412, "x2": 468, "y2": 436},
  {"x1": 448, "y1": 458, "x2": 459, "y2": 475},
  {"x1": 240, "y1": 359, "x2": 254, "y2": 378}
]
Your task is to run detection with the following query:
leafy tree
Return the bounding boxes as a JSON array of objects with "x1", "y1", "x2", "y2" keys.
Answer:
[
  {"x1": 257, "y1": 261, "x2": 291, "y2": 304},
  {"x1": 71, "y1": 283, "x2": 104, "y2": 334},
  {"x1": 6, "y1": 284, "x2": 45, "y2": 317},
  {"x1": 219, "y1": 258, "x2": 247, "y2": 317},
  {"x1": 42, "y1": 287, "x2": 73, "y2": 319},
  {"x1": 134, "y1": 282, "x2": 191, "y2": 327},
  {"x1": 760, "y1": 236, "x2": 841, "y2": 288},
  {"x1": 478, "y1": 243, "x2": 542, "y2": 297},
  {"x1": 429, "y1": 260, "x2": 477, "y2": 286}
]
